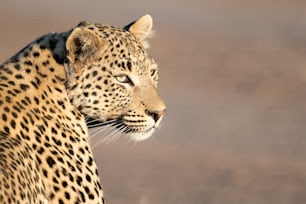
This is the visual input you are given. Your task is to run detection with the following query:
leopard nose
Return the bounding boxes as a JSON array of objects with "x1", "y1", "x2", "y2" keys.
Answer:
[{"x1": 146, "y1": 109, "x2": 166, "y2": 122}]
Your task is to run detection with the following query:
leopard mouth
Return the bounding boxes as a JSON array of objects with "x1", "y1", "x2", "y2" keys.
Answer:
[{"x1": 85, "y1": 116, "x2": 156, "y2": 142}]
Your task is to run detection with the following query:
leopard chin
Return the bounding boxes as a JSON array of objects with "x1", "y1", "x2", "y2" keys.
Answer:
[{"x1": 127, "y1": 128, "x2": 156, "y2": 142}]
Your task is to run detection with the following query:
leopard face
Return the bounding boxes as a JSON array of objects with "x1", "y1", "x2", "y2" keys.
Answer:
[{"x1": 66, "y1": 15, "x2": 166, "y2": 141}]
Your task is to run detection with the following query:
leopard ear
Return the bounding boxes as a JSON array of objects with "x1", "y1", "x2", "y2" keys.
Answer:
[
  {"x1": 66, "y1": 27, "x2": 105, "y2": 72},
  {"x1": 124, "y1": 15, "x2": 153, "y2": 48}
]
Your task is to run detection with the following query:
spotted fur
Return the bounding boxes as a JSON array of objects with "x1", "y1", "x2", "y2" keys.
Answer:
[{"x1": 0, "y1": 15, "x2": 165, "y2": 204}]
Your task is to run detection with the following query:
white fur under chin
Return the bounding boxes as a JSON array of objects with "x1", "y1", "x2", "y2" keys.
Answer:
[{"x1": 128, "y1": 128, "x2": 155, "y2": 142}]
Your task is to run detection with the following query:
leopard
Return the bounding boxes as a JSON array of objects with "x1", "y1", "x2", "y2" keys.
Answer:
[{"x1": 0, "y1": 14, "x2": 166, "y2": 204}]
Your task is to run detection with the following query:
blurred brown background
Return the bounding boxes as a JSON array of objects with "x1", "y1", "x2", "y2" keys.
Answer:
[{"x1": 1, "y1": 1, "x2": 306, "y2": 203}]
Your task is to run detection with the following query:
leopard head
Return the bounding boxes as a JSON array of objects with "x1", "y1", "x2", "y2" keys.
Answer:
[{"x1": 65, "y1": 15, "x2": 166, "y2": 142}]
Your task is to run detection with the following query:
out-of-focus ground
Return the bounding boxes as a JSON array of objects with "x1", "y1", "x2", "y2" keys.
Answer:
[{"x1": 1, "y1": 1, "x2": 306, "y2": 203}]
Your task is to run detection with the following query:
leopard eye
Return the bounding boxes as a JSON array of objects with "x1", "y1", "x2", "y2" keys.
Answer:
[{"x1": 115, "y1": 74, "x2": 134, "y2": 85}]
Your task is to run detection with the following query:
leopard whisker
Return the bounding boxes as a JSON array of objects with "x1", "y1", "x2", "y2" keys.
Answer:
[
  {"x1": 89, "y1": 124, "x2": 115, "y2": 141},
  {"x1": 106, "y1": 125, "x2": 126, "y2": 144},
  {"x1": 87, "y1": 120, "x2": 115, "y2": 129},
  {"x1": 88, "y1": 121, "x2": 124, "y2": 142},
  {"x1": 91, "y1": 125, "x2": 126, "y2": 149},
  {"x1": 86, "y1": 118, "x2": 118, "y2": 127}
]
